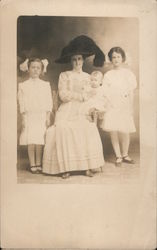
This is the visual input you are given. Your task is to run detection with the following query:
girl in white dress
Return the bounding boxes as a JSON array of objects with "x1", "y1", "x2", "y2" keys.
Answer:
[
  {"x1": 18, "y1": 58, "x2": 53, "y2": 173},
  {"x1": 101, "y1": 47, "x2": 137, "y2": 166},
  {"x1": 42, "y1": 35, "x2": 105, "y2": 178}
]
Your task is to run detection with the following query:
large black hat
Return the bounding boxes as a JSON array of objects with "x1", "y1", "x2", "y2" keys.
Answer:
[{"x1": 55, "y1": 35, "x2": 105, "y2": 67}]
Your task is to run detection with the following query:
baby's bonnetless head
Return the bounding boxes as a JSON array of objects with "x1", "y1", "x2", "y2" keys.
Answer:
[{"x1": 90, "y1": 71, "x2": 103, "y2": 88}]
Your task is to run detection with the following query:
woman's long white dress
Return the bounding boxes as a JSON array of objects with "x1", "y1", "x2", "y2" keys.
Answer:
[
  {"x1": 18, "y1": 78, "x2": 53, "y2": 145},
  {"x1": 42, "y1": 70, "x2": 104, "y2": 175}
]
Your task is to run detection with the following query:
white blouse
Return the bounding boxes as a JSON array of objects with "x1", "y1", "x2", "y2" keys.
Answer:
[{"x1": 58, "y1": 71, "x2": 90, "y2": 103}]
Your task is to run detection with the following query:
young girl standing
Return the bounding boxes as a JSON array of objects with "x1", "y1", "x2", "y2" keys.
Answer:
[
  {"x1": 102, "y1": 47, "x2": 137, "y2": 166},
  {"x1": 18, "y1": 58, "x2": 53, "y2": 173}
]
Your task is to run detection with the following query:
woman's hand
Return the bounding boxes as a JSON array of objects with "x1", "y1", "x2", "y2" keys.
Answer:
[{"x1": 88, "y1": 108, "x2": 98, "y2": 122}]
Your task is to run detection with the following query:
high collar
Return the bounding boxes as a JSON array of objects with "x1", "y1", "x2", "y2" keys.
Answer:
[
  {"x1": 72, "y1": 69, "x2": 83, "y2": 74},
  {"x1": 113, "y1": 65, "x2": 123, "y2": 70},
  {"x1": 29, "y1": 77, "x2": 40, "y2": 82}
]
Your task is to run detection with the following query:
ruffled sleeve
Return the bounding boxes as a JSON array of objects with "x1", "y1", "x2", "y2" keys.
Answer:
[
  {"x1": 58, "y1": 72, "x2": 83, "y2": 102},
  {"x1": 17, "y1": 83, "x2": 25, "y2": 113},
  {"x1": 44, "y1": 82, "x2": 53, "y2": 111}
]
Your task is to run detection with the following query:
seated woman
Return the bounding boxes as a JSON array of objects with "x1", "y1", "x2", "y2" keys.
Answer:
[{"x1": 42, "y1": 35, "x2": 105, "y2": 178}]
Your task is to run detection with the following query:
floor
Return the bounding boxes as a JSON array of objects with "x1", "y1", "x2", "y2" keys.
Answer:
[{"x1": 17, "y1": 144, "x2": 140, "y2": 184}]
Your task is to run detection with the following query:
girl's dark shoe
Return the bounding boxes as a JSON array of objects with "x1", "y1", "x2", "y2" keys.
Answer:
[
  {"x1": 123, "y1": 156, "x2": 135, "y2": 164},
  {"x1": 30, "y1": 166, "x2": 38, "y2": 174},
  {"x1": 36, "y1": 166, "x2": 42, "y2": 173},
  {"x1": 115, "y1": 157, "x2": 122, "y2": 167}
]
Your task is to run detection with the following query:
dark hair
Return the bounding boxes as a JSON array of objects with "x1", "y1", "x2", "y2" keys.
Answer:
[
  {"x1": 108, "y1": 47, "x2": 126, "y2": 62},
  {"x1": 70, "y1": 54, "x2": 86, "y2": 60},
  {"x1": 28, "y1": 58, "x2": 44, "y2": 71}
]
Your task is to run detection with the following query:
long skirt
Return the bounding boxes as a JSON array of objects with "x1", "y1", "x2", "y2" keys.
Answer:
[{"x1": 42, "y1": 117, "x2": 104, "y2": 175}]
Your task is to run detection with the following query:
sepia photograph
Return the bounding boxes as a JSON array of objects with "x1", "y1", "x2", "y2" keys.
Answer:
[
  {"x1": 17, "y1": 16, "x2": 140, "y2": 184},
  {"x1": 1, "y1": 0, "x2": 156, "y2": 249}
]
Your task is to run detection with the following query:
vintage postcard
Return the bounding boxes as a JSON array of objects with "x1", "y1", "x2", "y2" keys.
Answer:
[{"x1": 0, "y1": 0, "x2": 156, "y2": 248}]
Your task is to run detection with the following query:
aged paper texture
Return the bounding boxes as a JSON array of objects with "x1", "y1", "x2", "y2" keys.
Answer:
[{"x1": 0, "y1": 0, "x2": 157, "y2": 248}]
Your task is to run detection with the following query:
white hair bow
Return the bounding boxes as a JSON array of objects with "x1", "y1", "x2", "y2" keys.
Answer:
[
  {"x1": 19, "y1": 58, "x2": 49, "y2": 73},
  {"x1": 19, "y1": 58, "x2": 29, "y2": 72},
  {"x1": 42, "y1": 59, "x2": 49, "y2": 73}
]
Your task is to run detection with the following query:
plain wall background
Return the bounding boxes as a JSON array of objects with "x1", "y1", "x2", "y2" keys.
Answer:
[{"x1": 17, "y1": 16, "x2": 139, "y2": 155}]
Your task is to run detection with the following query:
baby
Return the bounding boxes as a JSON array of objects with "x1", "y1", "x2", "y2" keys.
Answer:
[{"x1": 83, "y1": 71, "x2": 107, "y2": 124}]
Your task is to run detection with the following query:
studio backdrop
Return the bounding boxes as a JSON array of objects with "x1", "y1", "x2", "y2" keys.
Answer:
[{"x1": 17, "y1": 16, "x2": 139, "y2": 156}]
